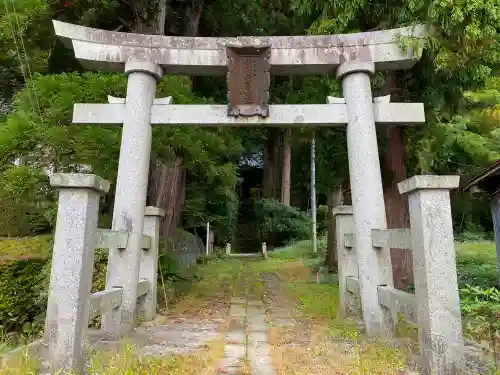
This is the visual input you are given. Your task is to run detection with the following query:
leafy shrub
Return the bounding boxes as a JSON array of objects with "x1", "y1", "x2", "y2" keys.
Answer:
[
  {"x1": 254, "y1": 198, "x2": 311, "y2": 248},
  {"x1": 456, "y1": 230, "x2": 493, "y2": 243},
  {"x1": 316, "y1": 205, "x2": 329, "y2": 235},
  {"x1": 460, "y1": 284, "x2": 500, "y2": 352},
  {"x1": 0, "y1": 259, "x2": 48, "y2": 334},
  {"x1": 0, "y1": 166, "x2": 55, "y2": 237}
]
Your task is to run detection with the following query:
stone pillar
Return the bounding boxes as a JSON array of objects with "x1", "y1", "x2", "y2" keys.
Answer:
[
  {"x1": 333, "y1": 206, "x2": 357, "y2": 318},
  {"x1": 491, "y1": 192, "x2": 500, "y2": 281},
  {"x1": 102, "y1": 59, "x2": 163, "y2": 338},
  {"x1": 336, "y1": 61, "x2": 393, "y2": 336},
  {"x1": 139, "y1": 206, "x2": 165, "y2": 321},
  {"x1": 262, "y1": 242, "x2": 268, "y2": 260},
  {"x1": 42, "y1": 174, "x2": 110, "y2": 374},
  {"x1": 398, "y1": 175, "x2": 463, "y2": 375}
]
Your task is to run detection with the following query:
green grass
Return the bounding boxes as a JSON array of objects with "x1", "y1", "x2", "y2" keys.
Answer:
[
  {"x1": 456, "y1": 241, "x2": 498, "y2": 288},
  {"x1": 0, "y1": 235, "x2": 52, "y2": 264},
  {"x1": 269, "y1": 236, "x2": 327, "y2": 260}
]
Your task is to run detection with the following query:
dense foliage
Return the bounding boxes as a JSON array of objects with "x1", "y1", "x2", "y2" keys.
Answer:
[
  {"x1": 0, "y1": 72, "x2": 241, "y2": 238},
  {"x1": 0, "y1": 0, "x2": 498, "y2": 351},
  {"x1": 254, "y1": 198, "x2": 311, "y2": 247}
]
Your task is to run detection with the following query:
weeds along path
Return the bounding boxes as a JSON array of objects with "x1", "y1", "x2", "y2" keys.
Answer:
[
  {"x1": 250, "y1": 259, "x2": 419, "y2": 375},
  {"x1": 1, "y1": 259, "x2": 244, "y2": 375},
  {"x1": 0, "y1": 256, "x2": 438, "y2": 374}
]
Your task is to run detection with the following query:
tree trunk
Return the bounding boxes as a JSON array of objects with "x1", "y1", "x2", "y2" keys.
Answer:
[
  {"x1": 325, "y1": 186, "x2": 344, "y2": 270},
  {"x1": 263, "y1": 137, "x2": 274, "y2": 199},
  {"x1": 263, "y1": 129, "x2": 282, "y2": 199},
  {"x1": 147, "y1": 155, "x2": 186, "y2": 237},
  {"x1": 272, "y1": 130, "x2": 282, "y2": 200},
  {"x1": 281, "y1": 128, "x2": 292, "y2": 205},
  {"x1": 156, "y1": 0, "x2": 167, "y2": 35},
  {"x1": 380, "y1": 71, "x2": 414, "y2": 291},
  {"x1": 184, "y1": 0, "x2": 204, "y2": 36},
  {"x1": 383, "y1": 126, "x2": 413, "y2": 290}
]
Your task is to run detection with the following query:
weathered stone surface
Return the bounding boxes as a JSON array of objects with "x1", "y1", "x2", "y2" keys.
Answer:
[
  {"x1": 331, "y1": 205, "x2": 353, "y2": 216},
  {"x1": 247, "y1": 315, "x2": 267, "y2": 332},
  {"x1": 338, "y1": 61, "x2": 394, "y2": 337},
  {"x1": 73, "y1": 102, "x2": 426, "y2": 126},
  {"x1": 336, "y1": 61, "x2": 375, "y2": 79},
  {"x1": 247, "y1": 331, "x2": 267, "y2": 346},
  {"x1": 230, "y1": 297, "x2": 247, "y2": 305},
  {"x1": 398, "y1": 175, "x2": 460, "y2": 194},
  {"x1": 401, "y1": 175, "x2": 464, "y2": 374},
  {"x1": 53, "y1": 20, "x2": 425, "y2": 75},
  {"x1": 229, "y1": 305, "x2": 246, "y2": 317},
  {"x1": 139, "y1": 207, "x2": 164, "y2": 320},
  {"x1": 327, "y1": 94, "x2": 391, "y2": 104},
  {"x1": 247, "y1": 306, "x2": 265, "y2": 317},
  {"x1": 269, "y1": 318, "x2": 295, "y2": 327},
  {"x1": 377, "y1": 286, "x2": 417, "y2": 325},
  {"x1": 224, "y1": 344, "x2": 246, "y2": 359},
  {"x1": 218, "y1": 276, "x2": 276, "y2": 375},
  {"x1": 88, "y1": 317, "x2": 222, "y2": 358},
  {"x1": 42, "y1": 176, "x2": 103, "y2": 374},
  {"x1": 108, "y1": 95, "x2": 172, "y2": 105},
  {"x1": 335, "y1": 208, "x2": 358, "y2": 318},
  {"x1": 49, "y1": 173, "x2": 110, "y2": 194},
  {"x1": 88, "y1": 288, "x2": 123, "y2": 320},
  {"x1": 225, "y1": 330, "x2": 246, "y2": 345},
  {"x1": 124, "y1": 59, "x2": 163, "y2": 81},
  {"x1": 101, "y1": 60, "x2": 161, "y2": 339},
  {"x1": 371, "y1": 228, "x2": 412, "y2": 250}
]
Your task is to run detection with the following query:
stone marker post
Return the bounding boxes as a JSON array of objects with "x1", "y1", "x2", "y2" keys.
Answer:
[
  {"x1": 42, "y1": 174, "x2": 110, "y2": 374},
  {"x1": 226, "y1": 243, "x2": 232, "y2": 256},
  {"x1": 102, "y1": 59, "x2": 163, "y2": 338},
  {"x1": 336, "y1": 61, "x2": 393, "y2": 337},
  {"x1": 333, "y1": 206, "x2": 357, "y2": 318},
  {"x1": 139, "y1": 206, "x2": 165, "y2": 320},
  {"x1": 398, "y1": 175, "x2": 464, "y2": 375},
  {"x1": 262, "y1": 242, "x2": 268, "y2": 260}
]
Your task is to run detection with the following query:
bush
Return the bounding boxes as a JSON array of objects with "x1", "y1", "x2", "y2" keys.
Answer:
[
  {"x1": 0, "y1": 258, "x2": 48, "y2": 334},
  {"x1": 0, "y1": 167, "x2": 55, "y2": 237},
  {"x1": 254, "y1": 198, "x2": 311, "y2": 248},
  {"x1": 0, "y1": 237, "x2": 112, "y2": 336},
  {"x1": 316, "y1": 205, "x2": 329, "y2": 235},
  {"x1": 460, "y1": 284, "x2": 500, "y2": 347}
]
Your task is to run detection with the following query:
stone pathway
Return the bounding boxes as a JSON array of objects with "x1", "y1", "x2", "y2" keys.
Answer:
[
  {"x1": 86, "y1": 316, "x2": 225, "y2": 357},
  {"x1": 217, "y1": 271, "x2": 275, "y2": 375}
]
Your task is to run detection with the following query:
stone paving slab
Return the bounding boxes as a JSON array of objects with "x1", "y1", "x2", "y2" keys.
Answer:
[
  {"x1": 229, "y1": 305, "x2": 247, "y2": 317},
  {"x1": 86, "y1": 316, "x2": 223, "y2": 358},
  {"x1": 224, "y1": 344, "x2": 246, "y2": 359},
  {"x1": 247, "y1": 331, "x2": 267, "y2": 346},
  {"x1": 247, "y1": 316, "x2": 267, "y2": 332},
  {"x1": 217, "y1": 271, "x2": 275, "y2": 375},
  {"x1": 269, "y1": 317, "x2": 296, "y2": 327},
  {"x1": 231, "y1": 297, "x2": 247, "y2": 305},
  {"x1": 225, "y1": 330, "x2": 246, "y2": 345},
  {"x1": 247, "y1": 306, "x2": 265, "y2": 316}
]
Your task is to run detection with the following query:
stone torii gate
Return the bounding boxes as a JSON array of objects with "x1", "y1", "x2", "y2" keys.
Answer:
[{"x1": 43, "y1": 20, "x2": 465, "y2": 374}]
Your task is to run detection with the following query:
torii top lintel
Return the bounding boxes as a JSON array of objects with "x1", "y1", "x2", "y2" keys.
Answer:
[{"x1": 53, "y1": 20, "x2": 425, "y2": 76}]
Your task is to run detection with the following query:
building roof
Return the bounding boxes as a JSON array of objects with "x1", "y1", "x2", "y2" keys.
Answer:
[{"x1": 462, "y1": 159, "x2": 500, "y2": 194}]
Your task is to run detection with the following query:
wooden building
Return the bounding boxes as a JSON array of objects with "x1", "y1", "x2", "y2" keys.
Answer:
[{"x1": 463, "y1": 160, "x2": 500, "y2": 281}]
